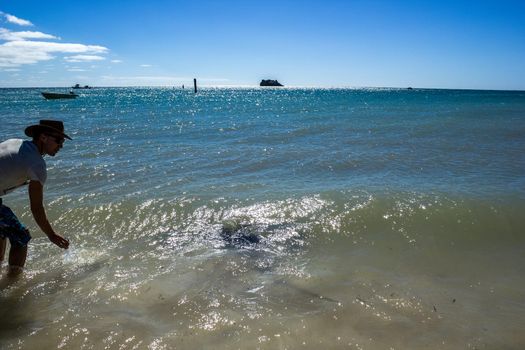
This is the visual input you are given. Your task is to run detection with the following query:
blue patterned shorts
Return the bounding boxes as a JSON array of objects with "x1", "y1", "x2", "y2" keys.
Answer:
[{"x1": 0, "y1": 198, "x2": 32, "y2": 248}]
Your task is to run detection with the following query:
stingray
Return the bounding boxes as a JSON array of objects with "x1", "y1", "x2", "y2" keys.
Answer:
[
  {"x1": 219, "y1": 218, "x2": 303, "y2": 247},
  {"x1": 217, "y1": 219, "x2": 340, "y2": 306},
  {"x1": 220, "y1": 219, "x2": 262, "y2": 245}
]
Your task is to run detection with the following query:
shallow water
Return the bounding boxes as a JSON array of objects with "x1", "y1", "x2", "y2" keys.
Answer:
[{"x1": 1, "y1": 88, "x2": 525, "y2": 349}]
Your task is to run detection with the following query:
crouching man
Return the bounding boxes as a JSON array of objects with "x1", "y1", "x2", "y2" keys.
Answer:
[{"x1": 0, "y1": 120, "x2": 70, "y2": 275}]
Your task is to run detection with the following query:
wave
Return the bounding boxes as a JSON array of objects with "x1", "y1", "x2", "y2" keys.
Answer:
[{"x1": 38, "y1": 191, "x2": 524, "y2": 253}]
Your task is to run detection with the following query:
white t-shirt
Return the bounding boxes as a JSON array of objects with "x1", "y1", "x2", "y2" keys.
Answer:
[{"x1": 0, "y1": 139, "x2": 46, "y2": 196}]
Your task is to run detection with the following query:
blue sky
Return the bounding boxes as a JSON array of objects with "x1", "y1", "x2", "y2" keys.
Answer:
[{"x1": 1, "y1": 0, "x2": 524, "y2": 89}]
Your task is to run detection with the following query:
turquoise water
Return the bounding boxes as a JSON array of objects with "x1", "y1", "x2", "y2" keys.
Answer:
[{"x1": 1, "y1": 87, "x2": 525, "y2": 349}]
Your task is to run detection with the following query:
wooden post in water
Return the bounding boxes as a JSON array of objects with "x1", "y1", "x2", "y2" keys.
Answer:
[{"x1": 193, "y1": 79, "x2": 197, "y2": 93}]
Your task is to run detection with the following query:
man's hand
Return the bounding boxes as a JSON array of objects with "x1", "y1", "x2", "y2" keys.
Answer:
[
  {"x1": 28, "y1": 181, "x2": 70, "y2": 250},
  {"x1": 47, "y1": 232, "x2": 69, "y2": 249}
]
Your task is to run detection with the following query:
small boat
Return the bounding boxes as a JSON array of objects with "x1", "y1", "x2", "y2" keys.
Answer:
[
  {"x1": 41, "y1": 91, "x2": 78, "y2": 100},
  {"x1": 72, "y1": 84, "x2": 92, "y2": 89}
]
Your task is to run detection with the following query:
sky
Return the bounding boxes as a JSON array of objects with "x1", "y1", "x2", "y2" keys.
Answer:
[{"x1": 0, "y1": 0, "x2": 524, "y2": 89}]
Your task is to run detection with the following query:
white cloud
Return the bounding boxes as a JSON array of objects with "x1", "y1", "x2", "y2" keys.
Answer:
[
  {"x1": 0, "y1": 28, "x2": 58, "y2": 41},
  {"x1": 67, "y1": 68, "x2": 86, "y2": 72},
  {"x1": 0, "y1": 40, "x2": 109, "y2": 67},
  {"x1": 64, "y1": 54, "x2": 106, "y2": 62},
  {"x1": 140, "y1": 64, "x2": 152, "y2": 68},
  {"x1": 2, "y1": 68, "x2": 20, "y2": 71},
  {"x1": 0, "y1": 14, "x2": 110, "y2": 68},
  {"x1": 2, "y1": 13, "x2": 33, "y2": 26},
  {"x1": 111, "y1": 59, "x2": 122, "y2": 63}
]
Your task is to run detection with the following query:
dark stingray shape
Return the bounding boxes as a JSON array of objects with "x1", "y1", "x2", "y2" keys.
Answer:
[{"x1": 220, "y1": 220, "x2": 261, "y2": 246}]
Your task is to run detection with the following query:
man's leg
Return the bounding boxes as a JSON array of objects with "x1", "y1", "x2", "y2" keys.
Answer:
[
  {"x1": 9, "y1": 245, "x2": 27, "y2": 267},
  {"x1": 1, "y1": 203, "x2": 30, "y2": 275},
  {"x1": 0, "y1": 237, "x2": 6, "y2": 263},
  {"x1": 7, "y1": 245, "x2": 27, "y2": 276}
]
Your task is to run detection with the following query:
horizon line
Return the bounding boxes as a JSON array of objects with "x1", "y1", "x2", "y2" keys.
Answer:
[{"x1": 0, "y1": 85, "x2": 524, "y2": 92}]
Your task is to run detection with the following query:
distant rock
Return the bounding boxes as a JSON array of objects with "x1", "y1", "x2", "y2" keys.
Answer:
[{"x1": 260, "y1": 79, "x2": 283, "y2": 87}]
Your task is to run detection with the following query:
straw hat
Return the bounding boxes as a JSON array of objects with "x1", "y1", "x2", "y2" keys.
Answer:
[{"x1": 25, "y1": 120, "x2": 72, "y2": 140}]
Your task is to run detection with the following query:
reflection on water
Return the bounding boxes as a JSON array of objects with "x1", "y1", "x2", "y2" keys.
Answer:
[{"x1": 0, "y1": 193, "x2": 524, "y2": 349}]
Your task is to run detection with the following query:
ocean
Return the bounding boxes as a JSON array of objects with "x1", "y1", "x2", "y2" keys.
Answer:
[{"x1": 1, "y1": 87, "x2": 524, "y2": 349}]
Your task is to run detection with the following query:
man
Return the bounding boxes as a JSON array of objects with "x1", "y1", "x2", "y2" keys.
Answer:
[{"x1": 0, "y1": 120, "x2": 70, "y2": 275}]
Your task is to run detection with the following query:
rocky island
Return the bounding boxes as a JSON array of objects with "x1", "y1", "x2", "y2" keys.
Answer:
[{"x1": 260, "y1": 79, "x2": 283, "y2": 87}]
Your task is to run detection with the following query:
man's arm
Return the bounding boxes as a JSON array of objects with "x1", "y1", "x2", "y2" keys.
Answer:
[{"x1": 28, "y1": 180, "x2": 69, "y2": 249}]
